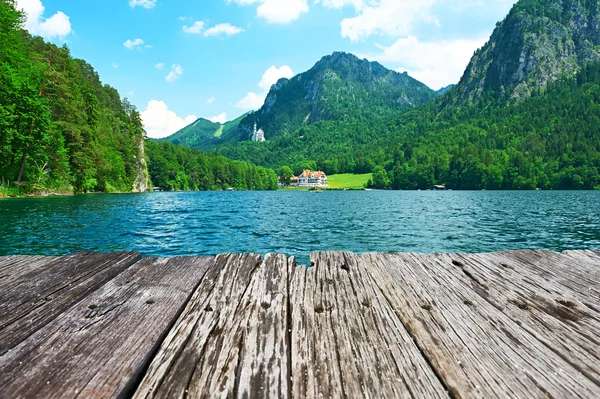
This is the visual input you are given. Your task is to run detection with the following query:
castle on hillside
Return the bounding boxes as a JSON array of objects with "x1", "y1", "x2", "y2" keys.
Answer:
[{"x1": 252, "y1": 123, "x2": 265, "y2": 142}]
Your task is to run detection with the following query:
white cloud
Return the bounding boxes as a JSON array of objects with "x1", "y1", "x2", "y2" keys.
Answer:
[
  {"x1": 15, "y1": 0, "x2": 72, "y2": 40},
  {"x1": 183, "y1": 21, "x2": 244, "y2": 37},
  {"x1": 337, "y1": 0, "x2": 438, "y2": 42},
  {"x1": 236, "y1": 65, "x2": 294, "y2": 109},
  {"x1": 140, "y1": 100, "x2": 197, "y2": 139},
  {"x1": 112, "y1": 63, "x2": 119, "y2": 68},
  {"x1": 204, "y1": 23, "x2": 244, "y2": 37},
  {"x1": 318, "y1": 0, "x2": 518, "y2": 42},
  {"x1": 258, "y1": 65, "x2": 294, "y2": 91},
  {"x1": 236, "y1": 92, "x2": 266, "y2": 109},
  {"x1": 165, "y1": 64, "x2": 183, "y2": 83},
  {"x1": 155, "y1": 63, "x2": 165, "y2": 70},
  {"x1": 183, "y1": 21, "x2": 205, "y2": 34},
  {"x1": 229, "y1": 0, "x2": 309, "y2": 24},
  {"x1": 209, "y1": 113, "x2": 228, "y2": 124},
  {"x1": 129, "y1": 0, "x2": 157, "y2": 9},
  {"x1": 371, "y1": 35, "x2": 487, "y2": 90},
  {"x1": 124, "y1": 38, "x2": 145, "y2": 50},
  {"x1": 127, "y1": 90, "x2": 135, "y2": 96},
  {"x1": 206, "y1": 97, "x2": 216, "y2": 104}
]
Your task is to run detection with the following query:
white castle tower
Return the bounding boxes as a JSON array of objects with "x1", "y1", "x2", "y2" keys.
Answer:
[{"x1": 252, "y1": 123, "x2": 266, "y2": 142}]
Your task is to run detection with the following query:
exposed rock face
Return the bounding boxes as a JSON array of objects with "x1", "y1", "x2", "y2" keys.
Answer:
[
  {"x1": 451, "y1": 0, "x2": 600, "y2": 104},
  {"x1": 133, "y1": 137, "x2": 149, "y2": 193},
  {"x1": 237, "y1": 52, "x2": 436, "y2": 141}
]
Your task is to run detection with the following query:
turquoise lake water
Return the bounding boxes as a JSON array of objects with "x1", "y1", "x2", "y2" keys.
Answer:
[{"x1": 1, "y1": 191, "x2": 599, "y2": 265}]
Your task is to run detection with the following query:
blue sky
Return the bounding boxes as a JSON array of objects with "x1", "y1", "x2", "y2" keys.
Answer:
[{"x1": 16, "y1": 0, "x2": 518, "y2": 138}]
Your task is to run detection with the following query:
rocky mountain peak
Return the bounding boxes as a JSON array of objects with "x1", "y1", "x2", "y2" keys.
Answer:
[{"x1": 450, "y1": 0, "x2": 600, "y2": 104}]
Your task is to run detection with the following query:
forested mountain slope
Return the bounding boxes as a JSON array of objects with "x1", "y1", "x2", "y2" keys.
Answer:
[
  {"x1": 190, "y1": 52, "x2": 437, "y2": 149},
  {"x1": 0, "y1": 0, "x2": 276, "y2": 195},
  {"x1": 213, "y1": 0, "x2": 600, "y2": 190},
  {"x1": 0, "y1": 0, "x2": 147, "y2": 194},
  {"x1": 161, "y1": 113, "x2": 249, "y2": 150},
  {"x1": 446, "y1": 0, "x2": 600, "y2": 105}
]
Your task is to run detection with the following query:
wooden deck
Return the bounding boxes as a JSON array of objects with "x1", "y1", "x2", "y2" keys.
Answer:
[{"x1": 0, "y1": 250, "x2": 599, "y2": 398}]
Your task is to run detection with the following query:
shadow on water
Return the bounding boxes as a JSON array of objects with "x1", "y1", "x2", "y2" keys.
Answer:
[{"x1": 1, "y1": 191, "x2": 600, "y2": 265}]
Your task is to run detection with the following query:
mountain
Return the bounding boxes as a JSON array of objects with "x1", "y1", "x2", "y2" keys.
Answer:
[
  {"x1": 227, "y1": 52, "x2": 436, "y2": 144},
  {"x1": 436, "y1": 84, "x2": 456, "y2": 95},
  {"x1": 450, "y1": 0, "x2": 600, "y2": 104},
  {"x1": 161, "y1": 112, "x2": 249, "y2": 149}
]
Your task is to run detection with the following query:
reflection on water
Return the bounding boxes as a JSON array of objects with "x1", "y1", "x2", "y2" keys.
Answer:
[{"x1": 1, "y1": 191, "x2": 599, "y2": 265}]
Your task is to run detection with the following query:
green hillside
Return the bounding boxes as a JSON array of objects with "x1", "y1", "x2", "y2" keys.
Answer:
[
  {"x1": 161, "y1": 112, "x2": 249, "y2": 150},
  {"x1": 0, "y1": 1, "x2": 148, "y2": 195},
  {"x1": 213, "y1": 0, "x2": 600, "y2": 190}
]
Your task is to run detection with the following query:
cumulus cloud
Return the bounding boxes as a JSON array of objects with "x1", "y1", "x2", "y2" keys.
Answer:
[
  {"x1": 206, "y1": 97, "x2": 216, "y2": 104},
  {"x1": 318, "y1": 0, "x2": 517, "y2": 42},
  {"x1": 182, "y1": 21, "x2": 205, "y2": 34},
  {"x1": 204, "y1": 23, "x2": 244, "y2": 37},
  {"x1": 155, "y1": 63, "x2": 165, "y2": 70},
  {"x1": 15, "y1": 0, "x2": 72, "y2": 40},
  {"x1": 183, "y1": 21, "x2": 244, "y2": 37},
  {"x1": 209, "y1": 113, "x2": 228, "y2": 124},
  {"x1": 124, "y1": 38, "x2": 145, "y2": 50},
  {"x1": 370, "y1": 35, "x2": 487, "y2": 90},
  {"x1": 129, "y1": 0, "x2": 157, "y2": 9},
  {"x1": 236, "y1": 92, "x2": 265, "y2": 109},
  {"x1": 165, "y1": 64, "x2": 183, "y2": 83},
  {"x1": 330, "y1": 0, "x2": 438, "y2": 42},
  {"x1": 229, "y1": 0, "x2": 309, "y2": 24},
  {"x1": 140, "y1": 100, "x2": 197, "y2": 139},
  {"x1": 236, "y1": 65, "x2": 294, "y2": 109},
  {"x1": 258, "y1": 65, "x2": 294, "y2": 91}
]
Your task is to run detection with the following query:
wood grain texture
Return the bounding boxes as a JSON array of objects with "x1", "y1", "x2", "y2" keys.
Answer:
[
  {"x1": 1, "y1": 249, "x2": 599, "y2": 399},
  {"x1": 362, "y1": 252, "x2": 600, "y2": 398},
  {"x1": 0, "y1": 255, "x2": 59, "y2": 284},
  {"x1": 440, "y1": 251, "x2": 600, "y2": 386},
  {"x1": 0, "y1": 256, "x2": 212, "y2": 399},
  {"x1": 289, "y1": 252, "x2": 448, "y2": 398},
  {"x1": 498, "y1": 250, "x2": 600, "y2": 304},
  {"x1": 133, "y1": 253, "x2": 264, "y2": 398},
  {"x1": 0, "y1": 252, "x2": 141, "y2": 355}
]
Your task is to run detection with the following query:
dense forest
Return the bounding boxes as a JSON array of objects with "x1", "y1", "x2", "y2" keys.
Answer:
[
  {"x1": 179, "y1": 0, "x2": 596, "y2": 191},
  {"x1": 0, "y1": 0, "x2": 148, "y2": 196},
  {"x1": 146, "y1": 141, "x2": 278, "y2": 191},
  {"x1": 216, "y1": 63, "x2": 600, "y2": 190},
  {"x1": 0, "y1": 0, "x2": 277, "y2": 196}
]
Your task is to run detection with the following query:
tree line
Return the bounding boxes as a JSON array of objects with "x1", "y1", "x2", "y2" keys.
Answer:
[
  {"x1": 1, "y1": 0, "x2": 147, "y2": 195},
  {"x1": 1, "y1": 0, "x2": 278, "y2": 196},
  {"x1": 146, "y1": 141, "x2": 278, "y2": 191},
  {"x1": 216, "y1": 62, "x2": 600, "y2": 190}
]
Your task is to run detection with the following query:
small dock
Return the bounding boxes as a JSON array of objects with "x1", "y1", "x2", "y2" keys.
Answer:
[{"x1": 0, "y1": 250, "x2": 599, "y2": 398}]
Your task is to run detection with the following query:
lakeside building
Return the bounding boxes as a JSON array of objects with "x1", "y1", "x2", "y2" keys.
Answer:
[{"x1": 279, "y1": 170, "x2": 328, "y2": 188}]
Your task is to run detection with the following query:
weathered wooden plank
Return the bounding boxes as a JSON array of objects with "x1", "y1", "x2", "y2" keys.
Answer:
[
  {"x1": 0, "y1": 251, "x2": 141, "y2": 355},
  {"x1": 440, "y1": 252, "x2": 600, "y2": 387},
  {"x1": 0, "y1": 256, "x2": 212, "y2": 399},
  {"x1": 497, "y1": 250, "x2": 600, "y2": 304},
  {"x1": 290, "y1": 252, "x2": 448, "y2": 398},
  {"x1": 133, "y1": 253, "x2": 263, "y2": 398},
  {"x1": 0, "y1": 255, "x2": 60, "y2": 284},
  {"x1": 234, "y1": 253, "x2": 290, "y2": 398},
  {"x1": 362, "y1": 252, "x2": 600, "y2": 398}
]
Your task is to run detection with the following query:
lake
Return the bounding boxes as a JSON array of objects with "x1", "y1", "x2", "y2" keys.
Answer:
[{"x1": 1, "y1": 191, "x2": 599, "y2": 265}]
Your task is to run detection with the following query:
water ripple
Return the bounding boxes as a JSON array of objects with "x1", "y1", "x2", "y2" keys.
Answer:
[{"x1": 1, "y1": 191, "x2": 600, "y2": 265}]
